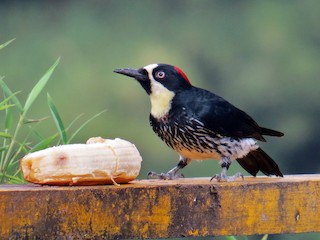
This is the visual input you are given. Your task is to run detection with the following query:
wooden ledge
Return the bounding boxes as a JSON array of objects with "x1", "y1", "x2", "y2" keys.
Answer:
[{"x1": 1, "y1": 175, "x2": 320, "y2": 239}]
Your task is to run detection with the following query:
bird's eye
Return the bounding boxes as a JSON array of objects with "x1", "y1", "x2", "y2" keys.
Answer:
[{"x1": 155, "y1": 71, "x2": 165, "y2": 79}]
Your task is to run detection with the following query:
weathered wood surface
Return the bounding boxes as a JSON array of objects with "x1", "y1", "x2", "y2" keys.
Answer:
[{"x1": 1, "y1": 175, "x2": 320, "y2": 239}]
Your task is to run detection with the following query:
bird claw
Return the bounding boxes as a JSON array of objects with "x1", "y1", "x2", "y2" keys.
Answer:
[
  {"x1": 210, "y1": 172, "x2": 244, "y2": 182},
  {"x1": 147, "y1": 171, "x2": 184, "y2": 180}
]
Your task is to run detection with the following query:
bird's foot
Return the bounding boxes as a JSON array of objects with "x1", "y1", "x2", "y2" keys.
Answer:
[
  {"x1": 148, "y1": 171, "x2": 184, "y2": 180},
  {"x1": 210, "y1": 172, "x2": 244, "y2": 182}
]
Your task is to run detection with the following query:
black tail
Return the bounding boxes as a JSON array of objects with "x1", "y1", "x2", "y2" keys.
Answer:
[
  {"x1": 236, "y1": 148, "x2": 283, "y2": 177},
  {"x1": 260, "y1": 127, "x2": 284, "y2": 137}
]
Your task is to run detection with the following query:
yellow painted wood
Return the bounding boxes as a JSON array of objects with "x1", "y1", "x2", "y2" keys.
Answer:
[{"x1": 1, "y1": 175, "x2": 320, "y2": 239}]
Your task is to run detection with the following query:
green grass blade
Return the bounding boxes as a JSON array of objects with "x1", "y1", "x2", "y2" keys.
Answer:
[
  {"x1": 67, "y1": 110, "x2": 107, "y2": 144},
  {"x1": 5, "y1": 107, "x2": 14, "y2": 129},
  {"x1": 27, "y1": 124, "x2": 46, "y2": 141},
  {"x1": 0, "y1": 132, "x2": 12, "y2": 138},
  {"x1": 0, "y1": 94, "x2": 16, "y2": 132},
  {"x1": 0, "y1": 38, "x2": 15, "y2": 50},
  {"x1": 65, "y1": 113, "x2": 84, "y2": 131},
  {"x1": 0, "y1": 146, "x2": 8, "y2": 153},
  {"x1": 24, "y1": 116, "x2": 48, "y2": 124},
  {"x1": 47, "y1": 93, "x2": 67, "y2": 144},
  {"x1": 23, "y1": 57, "x2": 60, "y2": 114},
  {"x1": 0, "y1": 104, "x2": 14, "y2": 111},
  {"x1": 57, "y1": 113, "x2": 84, "y2": 145},
  {"x1": 0, "y1": 77, "x2": 23, "y2": 113},
  {"x1": 30, "y1": 134, "x2": 57, "y2": 152},
  {"x1": 0, "y1": 91, "x2": 21, "y2": 107},
  {"x1": 225, "y1": 236, "x2": 237, "y2": 240},
  {"x1": 0, "y1": 173, "x2": 25, "y2": 184},
  {"x1": 261, "y1": 234, "x2": 268, "y2": 240}
]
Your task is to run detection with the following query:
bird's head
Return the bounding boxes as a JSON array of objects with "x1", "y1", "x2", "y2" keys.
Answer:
[
  {"x1": 114, "y1": 64, "x2": 192, "y2": 119},
  {"x1": 114, "y1": 63, "x2": 191, "y2": 94}
]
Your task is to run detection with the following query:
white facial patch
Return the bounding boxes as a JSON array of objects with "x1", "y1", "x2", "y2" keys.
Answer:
[
  {"x1": 143, "y1": 64, "x2": 175, "y2": 119},
  {"x1": 144, "y1": 63, "x2": 159, "y2": 78}
]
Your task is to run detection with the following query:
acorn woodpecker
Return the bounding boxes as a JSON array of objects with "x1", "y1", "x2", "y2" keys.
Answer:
[{"x1": 114, "y1": 64, "x2": 284, "y2": 181}]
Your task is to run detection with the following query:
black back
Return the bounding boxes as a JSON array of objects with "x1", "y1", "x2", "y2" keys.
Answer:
[{"x1": 169, "y1": 86, "x2": 283, "y2": 141}]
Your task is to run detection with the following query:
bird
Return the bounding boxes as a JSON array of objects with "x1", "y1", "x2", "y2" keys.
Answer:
[{"x1": 114, "y1": 63, "x2": 284, "y2": 181}]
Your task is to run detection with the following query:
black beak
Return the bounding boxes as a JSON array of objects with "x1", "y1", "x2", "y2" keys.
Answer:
[{"x1": 113, "y1": 68, "x2": 148, "y2": 82}]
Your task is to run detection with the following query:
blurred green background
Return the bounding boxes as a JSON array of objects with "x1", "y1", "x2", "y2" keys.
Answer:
[{"x1": 1, "y1": 1, "x2": 320, "y2": 239}]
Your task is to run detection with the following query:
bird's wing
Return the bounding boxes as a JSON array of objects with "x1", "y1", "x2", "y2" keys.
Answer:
[{"x1": 178, "y1": 88, "x2": 267, "y2": 141}]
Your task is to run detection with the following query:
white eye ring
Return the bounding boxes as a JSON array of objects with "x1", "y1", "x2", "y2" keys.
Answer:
[{"x1": 155, "y1": 71, "x2": 165, "y2": 79}]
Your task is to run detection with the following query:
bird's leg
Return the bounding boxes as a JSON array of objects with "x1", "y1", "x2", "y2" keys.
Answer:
[
  {"x1": 210, "y1": 157, "x2": 244, "y2": 182},
  {"x1": 148, "y1": 156, "x2": 191, "y2": 180}
]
